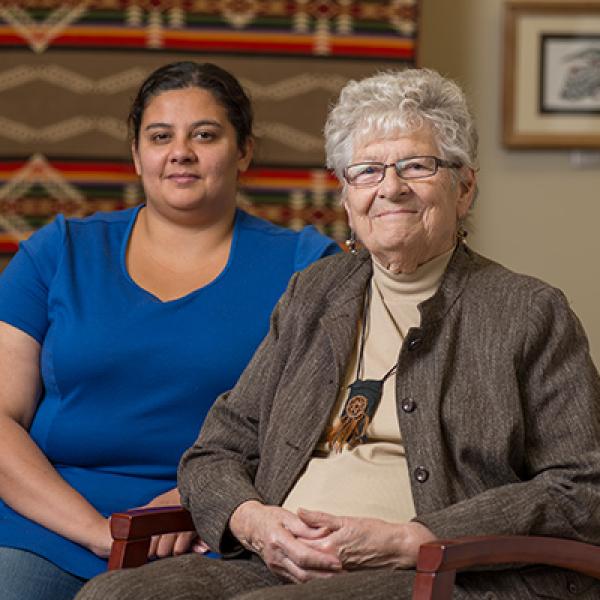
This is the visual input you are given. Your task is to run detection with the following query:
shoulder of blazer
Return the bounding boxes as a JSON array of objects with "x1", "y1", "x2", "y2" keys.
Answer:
[
  {"x1": 460, "y1": 245, "x2": 563, "y2": 304},
  {"x1": 288, "y1": 249, "x2": 372, "y2": 306}
]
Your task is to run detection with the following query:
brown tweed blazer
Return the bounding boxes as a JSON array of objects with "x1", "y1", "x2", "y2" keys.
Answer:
[{"x1": 179, "y1": 244, "x2": 600, "y2": 599}]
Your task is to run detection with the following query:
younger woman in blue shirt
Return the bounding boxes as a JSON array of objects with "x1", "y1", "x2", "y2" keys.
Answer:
[{"x1": 0, "y1": 61, "x2": 339, "y2": 600}]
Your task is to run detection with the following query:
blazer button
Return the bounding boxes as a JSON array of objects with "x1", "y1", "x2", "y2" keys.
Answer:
[
  {"x1": 407, "y1": 337, "x2": 422, "y2": 351},
  {"x1": 401, "y1": 399, "x2": 417, "y2": 413},
  {"x1": 414, "y1": 467, "x2": 429, "y2": 482},
  {"x1": 567, "y1": 580, "x2": 579, "y2": 594}
]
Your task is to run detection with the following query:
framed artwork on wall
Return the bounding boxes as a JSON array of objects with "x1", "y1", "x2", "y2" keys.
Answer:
[{"x1": 503, "y1": 0, "x2": 600, "y2": 148}]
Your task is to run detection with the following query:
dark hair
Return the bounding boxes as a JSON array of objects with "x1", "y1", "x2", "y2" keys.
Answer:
[{"x1": 128, "y1": 61, "x2": 253, "y2": 151}]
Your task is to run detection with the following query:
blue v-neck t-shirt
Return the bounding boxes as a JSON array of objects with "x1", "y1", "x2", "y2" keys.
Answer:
[{"x1": 0, "y1": 205, "x2": 340, "y2": 578}]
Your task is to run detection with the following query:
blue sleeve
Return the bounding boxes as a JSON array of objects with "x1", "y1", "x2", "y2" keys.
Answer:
[
  {"x1": 0, "y1": 216, "x2": 65, "y2": 343},
  {"x1": 293, "y1": 226, "x2": 342, "y2": 272}
]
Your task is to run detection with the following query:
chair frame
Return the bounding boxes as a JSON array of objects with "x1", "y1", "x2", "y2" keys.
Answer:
[
  {"x1": 108, "y1": 506, "x2": 194, "y2": 571},
  {"x1": 412, "y1": 535, "x2": 600, "y2": 599},
  {"x1": 108, "y1": 506, "x2": 600, "y2": 599}
]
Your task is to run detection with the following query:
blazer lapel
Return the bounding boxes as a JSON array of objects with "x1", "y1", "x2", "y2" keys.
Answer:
[
  {"x1": 266, "y1": 254, "x2": 373, "y2": 503},
  {"x1": 320, "y1": 255, "x2": 372, "y2": 392}
]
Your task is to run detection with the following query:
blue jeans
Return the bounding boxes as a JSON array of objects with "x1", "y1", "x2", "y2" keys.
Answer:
[{"x1": 0, "y1": 546, "x2": 86, "y2": 600}]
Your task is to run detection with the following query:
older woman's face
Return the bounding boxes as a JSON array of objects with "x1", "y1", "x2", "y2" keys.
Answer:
[{"x1": 343, "y1": 127, "x2": 475, "y2": 272}]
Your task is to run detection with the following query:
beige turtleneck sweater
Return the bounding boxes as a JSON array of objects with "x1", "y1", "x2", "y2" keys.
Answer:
[{"x1": 282, "y1": 248, "x2": 453, "y2": 523}]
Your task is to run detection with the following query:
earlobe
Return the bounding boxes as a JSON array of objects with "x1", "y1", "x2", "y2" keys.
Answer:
[
  {"x1": 457, "y1": 168, "x2": 476, "y2": 218},
  {"x1": 131, "y1": 143, "x2": 141, "y2": 176},
  {"x1": 238, "y1": 138, "x2": 254, "y2": 173},
  {"x1": 342, "y1": 195, "x2": 354, "y2": 230}
]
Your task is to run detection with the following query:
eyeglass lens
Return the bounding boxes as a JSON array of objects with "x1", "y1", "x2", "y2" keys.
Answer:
[{"x1": 345, "y1": 156, "x2": 439, "y2": 186}]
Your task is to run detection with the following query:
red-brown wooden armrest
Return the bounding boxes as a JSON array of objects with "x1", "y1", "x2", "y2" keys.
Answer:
[
  {"x1": 412, "y1": 535, "x2": 600, "y2": 600},
  {"x1": 108, "y1": 506, "x2": 195, "y2": 570}
]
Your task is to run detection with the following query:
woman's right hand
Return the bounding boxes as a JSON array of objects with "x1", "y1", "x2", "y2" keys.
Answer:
[
  {"x1": 85, "y1": 516, "x2": 114, "y2": 558},
  {"x1": 229, "y1": 500, "x2": 342, "y2": 583},
  {"x1": 136, "y1": 487, "x2": 210, "y2": 559},
  {"x1": 79, "y1": 499, "x2": 208, "y2": 560}
]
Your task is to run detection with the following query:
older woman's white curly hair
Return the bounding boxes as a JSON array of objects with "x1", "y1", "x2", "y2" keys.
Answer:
[{"x1": 324, "y1": 68, "x2": 479, "y2": 183}]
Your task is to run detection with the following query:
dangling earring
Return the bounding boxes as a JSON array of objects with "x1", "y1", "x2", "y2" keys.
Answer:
[
  {"x1": 345, "y1": 230, "x2": 358, "y2": 255},
  {"x1": 457, "y1": 226, "x2": 468, "y2": 244}
]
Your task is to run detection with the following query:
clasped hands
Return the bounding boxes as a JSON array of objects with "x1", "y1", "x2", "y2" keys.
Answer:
[{"x1": 229, "y1": 500, "x2": 436, "y2": 584}]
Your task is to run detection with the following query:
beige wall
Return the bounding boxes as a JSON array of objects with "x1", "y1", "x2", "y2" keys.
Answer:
[{"x1": 420, "y1": 0, "x2": 600, "y2": 367}]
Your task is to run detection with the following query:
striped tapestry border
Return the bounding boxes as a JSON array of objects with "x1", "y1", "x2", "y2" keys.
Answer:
[{"x1": 0, "y1": 158, "x2": 347, "y2": 253}]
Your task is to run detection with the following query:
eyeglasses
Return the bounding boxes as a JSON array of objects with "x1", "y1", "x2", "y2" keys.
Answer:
[{"x1": 343, "y1": 155, "x2": 462, "y2": 187}]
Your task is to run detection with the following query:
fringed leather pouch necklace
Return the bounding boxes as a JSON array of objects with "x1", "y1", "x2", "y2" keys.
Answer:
[{"x1": 327, "y1": 285, "x2": 398, "y2": 453}]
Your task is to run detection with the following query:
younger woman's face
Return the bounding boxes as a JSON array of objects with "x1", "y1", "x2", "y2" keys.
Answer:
[{"x1": 132, "y1": 86, "x2": 252, "y2": 222}]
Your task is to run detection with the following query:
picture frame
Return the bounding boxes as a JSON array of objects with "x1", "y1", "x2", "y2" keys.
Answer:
[{"x1": 503, "y1": 0, "x2": 600, "y2": 148}]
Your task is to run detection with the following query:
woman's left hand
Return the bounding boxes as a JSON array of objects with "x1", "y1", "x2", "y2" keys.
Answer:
[
  {"x1": 136, "y1": 488, "x2": 210, "y2": 559},
  {"x1": 296, "y1": 508, "x2": 436, "y2": 570}
]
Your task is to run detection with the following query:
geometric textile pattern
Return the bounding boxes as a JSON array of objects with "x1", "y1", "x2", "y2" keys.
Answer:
[
  {"x1": 0, "y1": 157, "x2": 346, "y2": 252},
  {"x1": 0, "y1": 0, "x2": 419, "y2": 257}
]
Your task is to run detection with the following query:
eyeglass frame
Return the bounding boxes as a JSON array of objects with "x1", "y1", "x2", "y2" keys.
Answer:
[{"x1": 342, "y1": 155, "x2": 463, "y2": 187}]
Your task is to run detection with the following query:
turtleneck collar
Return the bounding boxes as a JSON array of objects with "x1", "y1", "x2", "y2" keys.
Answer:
[{"x1": 371, "y1": 246, "x2": 454, "y2": 300}]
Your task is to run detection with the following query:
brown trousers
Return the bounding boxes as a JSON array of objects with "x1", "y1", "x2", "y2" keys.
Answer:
[
  {"x1": 75, "y1": 554, "x2": 425, "y2": 600},
  {"x1": 77, "y1": 553, "x2": 590, "y2": 600}
]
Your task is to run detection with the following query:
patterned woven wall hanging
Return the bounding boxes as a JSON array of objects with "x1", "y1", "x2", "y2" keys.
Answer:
[{"x1": 0, "y1": 0, "x2": 420, "y2": 260}]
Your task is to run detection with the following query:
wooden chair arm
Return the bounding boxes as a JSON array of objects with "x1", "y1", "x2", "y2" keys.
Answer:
[
  {"x1": 108, "y1": 506, "x2": 195, "y2": 570},
  {"x1": 412, "y1": 535, "x2": 600, "y2": 600}
]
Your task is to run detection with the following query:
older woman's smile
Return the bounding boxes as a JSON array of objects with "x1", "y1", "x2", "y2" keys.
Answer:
[{"x1": 370, "y1": 207, "x2": 420, "y2": 219}]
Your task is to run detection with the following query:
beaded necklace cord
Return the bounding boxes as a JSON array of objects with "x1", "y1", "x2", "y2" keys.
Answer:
[{"x1": 327, "y1": 282, "x2": 399, "y2": 453}]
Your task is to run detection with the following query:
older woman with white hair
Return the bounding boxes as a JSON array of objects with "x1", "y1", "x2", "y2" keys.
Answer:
[{"x1": 77, "y1": 68, "x2": 600, "y2": 600}]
